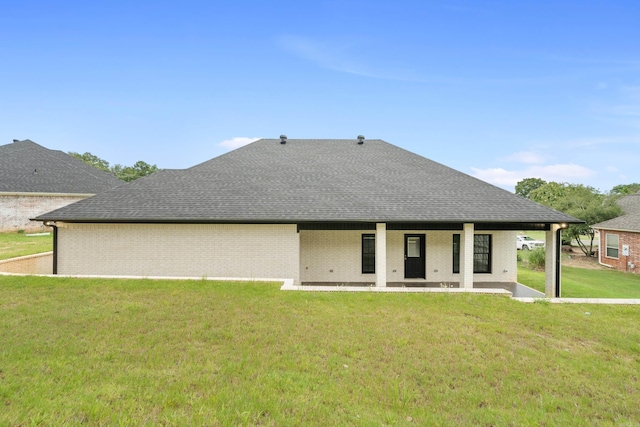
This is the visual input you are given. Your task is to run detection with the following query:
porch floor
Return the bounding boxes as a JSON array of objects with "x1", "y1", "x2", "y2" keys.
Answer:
[{"x1": 301, "y1": 281, "x2": 544, "y2": 298}]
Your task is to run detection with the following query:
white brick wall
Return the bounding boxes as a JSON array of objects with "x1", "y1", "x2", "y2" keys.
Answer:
[
  {"x1": 55, "y1": 224, "x2": 517, "y2": 285},
  {"x1": 488, "y1": 231, "x2": 518, "y2": 282},
  {"x1": 300, "y1": 230, "x2": 374, "y2": 283},
  {"x1": 300, "y1": 229, "x2": 517, "y2": 284},
  {"x1": 56, "y1": 223, "x2": 300, "y2": 281},
  {"x1": 0, "y1": 194, "x2": 87, "y2": 232}
]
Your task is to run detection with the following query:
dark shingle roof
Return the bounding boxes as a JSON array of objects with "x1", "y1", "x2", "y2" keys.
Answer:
[
  {"x1": 593, "y1": 192, "x2": 640, "y2": 232},
  {"x1": 618, "y1": 192, "x2": 640, "y2": 214},
  {"x1": 593, "y1": 213, "x2": 640, "y2": 232},
  {"x1": 0, "y1": 139, "x2": 123, "y2": 194},
  {"x1": 36, "y1": 138, "x2": 580, "y2": 224}
]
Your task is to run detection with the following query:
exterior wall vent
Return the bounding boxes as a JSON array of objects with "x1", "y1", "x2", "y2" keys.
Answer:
[
  {"x1": 280, "y1": 135, "x2": 287, "y2": 144},
  {"x1": 357, "y1": 135, "x2": 365, "y2": 144}
]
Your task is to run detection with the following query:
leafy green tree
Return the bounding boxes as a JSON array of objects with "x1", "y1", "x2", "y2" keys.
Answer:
[
  {"x1": 529, "y1": 182, "x2": 622, "y2": 256},
  {"x1": 526, "y1": 181, "x2": 566, "y2": 206},
  {"x1": 610, "y1": 183, "x2": 640, "y2": 195},
  {"x1": 515, "y1": 178, "x2": 547, "y2": 199},
  {"x1": 70, "y1": 152, "x2": 159, "y2": 181},
  {"x1": 111, "y1": 161, "x2": 159, "y2": 182},
  {"x1": 69, "y1": 152, "x2": 110, "y2": 172}
]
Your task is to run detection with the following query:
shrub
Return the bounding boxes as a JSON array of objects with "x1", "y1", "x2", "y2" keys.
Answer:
[{"x1": 528, "y1": 248, "x2": 546, "y2": 270}]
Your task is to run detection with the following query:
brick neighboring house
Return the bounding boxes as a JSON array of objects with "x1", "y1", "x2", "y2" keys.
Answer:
[
  {"x1": 36, "y1": 137, "x2": 581, "y2": 296},
  {"x1": 593, "y1": 191, "x2": 640, "y2": 274},
  {"x1": 0, "y1": 139, "x2": 123, "y2": 232}
]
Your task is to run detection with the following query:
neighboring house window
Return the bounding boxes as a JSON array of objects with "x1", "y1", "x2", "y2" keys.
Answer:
[
  {"x1": 606, "y1": 233, "x2": 619, "y2": 259},
  {"x1": 453, "y1": 234, "x2": 460, "y2": 274},
  {"x1": 474, "y1": 234, "x2": 492, "y2": 273},
  {"x1": 452, "y1": 234, "x2": 492, "y2": 273},
  {"x1": 362, "y1": 234, "x2": 375, "y2": 274}
]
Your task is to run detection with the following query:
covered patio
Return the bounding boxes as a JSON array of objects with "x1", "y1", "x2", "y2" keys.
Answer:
[{"x1": 300, "y1": 281, "x2": 544, "y2": 298}]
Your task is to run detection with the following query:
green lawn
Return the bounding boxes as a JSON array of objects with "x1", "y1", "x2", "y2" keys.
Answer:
[
  {"x1": 518, "y1": 251, "x2": 640, "y2": 298},
  {"x1": 1, "y1": 229, "x2": 637, "y2": 299},
  {"x1": 1, "y1": 276, "x2": 640, "y2": 425},
  {"x1": 0, "y1": 232, "x2": 53, "y2": 260}
]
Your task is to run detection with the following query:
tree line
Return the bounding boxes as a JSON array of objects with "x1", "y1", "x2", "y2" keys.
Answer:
[
  {"x1": 69, "y1": 152, "x2": 159, "y2": 182},
  {"x1": 515, "y1": 178, "x2": 640, "y2": 256}
]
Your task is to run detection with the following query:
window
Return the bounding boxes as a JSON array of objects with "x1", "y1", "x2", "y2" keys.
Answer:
[
  {"x1": 453, "y1": 234, "x2": 460, "y2": 274},
  {"x1": 362, "y1": 234, "x2": 375, "y2": 274},
  {"x1": 606, "y1": 233, "x2": 619, "y2": 259},
  {"x1": 407, "y1": 236, "x2": 421, "y2": 257},
  {"x1": 474, "y1": 235, "x2": 492, "y2": 273},
  {"x1": 453, "y1": 234, "x2": 492, "y2": 273}
]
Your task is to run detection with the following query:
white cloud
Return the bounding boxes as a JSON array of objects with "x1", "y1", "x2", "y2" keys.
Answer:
[
  {"x1": 276, "y1": 35, "x2": 425, "y2": 82},
  {"x1": 218, "y1": 137, "x2": 260, "y2": 150},
  {"x1": 501, "y1": 151, "x2": 546, "y2": 164},
  {"x1": 470, "y1": 168, "x2": 519, "y2": 187},
  {"x1": 590, "y1": 85, "x2": 640, "y2": 128},
  {"x1": 471, "y1": 163, "x2": 595, "y2": 190},
  {"x1": 566, "y1": 135, "x2": 640, "y2": 149},
  {"x1": 278, "y1": 35, "x2": 375, "y2": 78}
]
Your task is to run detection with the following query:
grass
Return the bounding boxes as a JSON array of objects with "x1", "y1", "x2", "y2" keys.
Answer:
[
  {"x1": 1, "y1": 228, "x2": 636, "y2": 298},
  {"x1": 517, "y1": 231, "x2": 640, "y2": 298},
  {"x1": 1, "y1": 276, "x2": 640, "y2": 425},
  {"x1": 518, "y1": 262, "x2": 640, "y2": 298},
  {"x1": 0, "y1": 231, "x2": 53, "y2": 260},
  {"x1": 518, "y1": 250, "x2": 640, "y2": 298}
]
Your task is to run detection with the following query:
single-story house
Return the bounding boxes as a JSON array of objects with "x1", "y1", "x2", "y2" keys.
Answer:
[
  {"x1": 36, "y1": 137, "x2": 581, "y2": 296},
  {"x1": 593, "y1": 191, "x2": 640, "y2": 274},
  {"x1": 1, "y1": 139, "x2": 122, "y2": 232}
]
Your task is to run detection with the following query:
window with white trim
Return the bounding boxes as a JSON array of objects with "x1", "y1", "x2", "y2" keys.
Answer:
[
  {"x1": 453, "y1": 234, "x2": 460, "y2": 274},
  {"x1": 362, "y1": 234, "x2": 375, "y2": 274},
  {"x1": 452, "y1": 234, "x2": 492, "y2": 273},
  {"x1": 605, "y1": 233, "x2": 619, "y2": 259},
  {"x1": 473, "y1": 234, "x2": 492, "y2": 273}
]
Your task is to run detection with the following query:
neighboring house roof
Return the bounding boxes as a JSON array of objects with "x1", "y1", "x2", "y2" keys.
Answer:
[
  {"x1": 593, "y1": 191, "x2": 640, "y2": 232},
  {"x1": 617, "y1": 192, "x2": 640, "y2": 214},
  {"x1": 0, "y1": 139, "x2": 123, "y2": 194},
  {"x1": 36, "y1": 138, "x2": 581, "y2": 224},
  {"x1": 592, "y1": 213, "x2": 640, "y2": 233}
]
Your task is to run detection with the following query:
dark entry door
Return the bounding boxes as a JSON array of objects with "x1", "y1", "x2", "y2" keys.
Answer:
[{"x1": 404, "y1": 234, "x2": 426, "y2": 279}]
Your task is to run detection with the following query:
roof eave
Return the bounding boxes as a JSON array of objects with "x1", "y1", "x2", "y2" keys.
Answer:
[{"x1": 32, "y1": 217, "x2": 584, "y2": 227}]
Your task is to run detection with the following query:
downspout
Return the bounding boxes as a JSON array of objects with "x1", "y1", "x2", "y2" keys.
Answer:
[
  {"x1": 555, "y1": 226, "x2": 562, "y2": 298},
  {"x1": 45, "y1": 221, "x2": 58, "y2": 275}
]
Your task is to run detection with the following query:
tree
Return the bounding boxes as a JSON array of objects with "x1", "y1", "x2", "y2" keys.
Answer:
[
  {"x1": 529, "y1": 182, "x2": 622, "y2": 256},
  {"x1": 111, "y1": 161, "x2": 159, "y2": 182},
  {"x1": 70, "y1": 152, "x2": 159, "y2": 182},
  {"x1": 515, "y1": 177, "x2": 547, "y2": 199},
  {"x1": 610, "y1": 183, "x2": 640, "y2": 195},
  {"x1": 69, "y1": 152, "x2": 110, "y2": 172}
]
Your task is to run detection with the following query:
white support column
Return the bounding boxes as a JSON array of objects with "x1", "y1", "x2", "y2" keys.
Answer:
[
  {"x1": 545, "y1": 224, "x2": 561, "y2": 298},
  {"x1": 460, "y1": 223, "x2": 475, "y2": 289},
  {"x1": 376, "y1": 223, "x2": 387, "y2": 287},
  {"x1": 294, "y1": 227, "x2": 301, "y2": 285}
]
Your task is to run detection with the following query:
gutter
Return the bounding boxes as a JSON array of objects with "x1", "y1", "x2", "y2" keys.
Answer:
[
  {"x1": 555, "y1": 226, "x2": 562, "y2": 298},
  {"x1": 593, "y1": 229, "x2": 615, "y2": 269},
  {"x1": 0, "y1": 192, "x2": 95, "y2": 197},
  {"x1": 43, "y1": 221, "x2": 58, "y2": 275}
]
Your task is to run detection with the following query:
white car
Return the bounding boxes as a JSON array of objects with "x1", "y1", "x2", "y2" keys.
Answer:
[{"x1": 516, "y1": 235, "x2": 545, "y2": 250}]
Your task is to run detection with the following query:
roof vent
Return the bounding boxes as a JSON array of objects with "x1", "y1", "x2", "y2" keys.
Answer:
[
  {"x1": 357, "y1": 135, "x2": 365, "y2": 145},
  {"x1": 13, "y1": 139, "x2": 20, "y2": 143},
  {"x1": 280, "y1": 135, "x2": 287, "y2": 144}
]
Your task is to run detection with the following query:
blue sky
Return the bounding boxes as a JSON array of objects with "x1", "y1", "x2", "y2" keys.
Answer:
[{"x1": 1, "y1": 0, "x2": 639, "y2": 192}]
